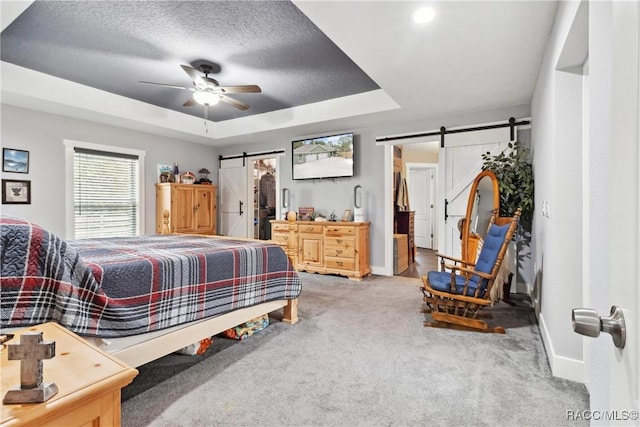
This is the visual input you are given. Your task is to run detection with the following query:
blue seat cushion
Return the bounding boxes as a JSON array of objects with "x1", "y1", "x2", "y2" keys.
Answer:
[
  {"x1": 427, "y1": 222, "x2": 510, "y2": 297},
  {"x1": 427, "y1": 271, "x2": 483, "y2": 297}
]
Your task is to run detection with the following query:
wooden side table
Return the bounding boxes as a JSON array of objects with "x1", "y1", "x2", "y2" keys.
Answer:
[{"x1": 1, "y1": 323, "x2": 138, "y2": 427}]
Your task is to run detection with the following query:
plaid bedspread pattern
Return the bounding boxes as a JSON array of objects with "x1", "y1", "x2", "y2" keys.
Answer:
[{"x1": 1, "y1": 216, "x2": 301, "y2": 337}]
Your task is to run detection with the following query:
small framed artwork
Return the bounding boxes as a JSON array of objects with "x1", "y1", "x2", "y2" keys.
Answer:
[
  {"x1": 298, "y1": 207, "x2": 314, "y2": 221},
  {"x1": 2, "y1": 148, "x2": 29, "y2": 173},
  {"x1": 157, "y1": 164, "x2": 173, "y2": 183},
  {"x1": 2, "y1": 179, "x2": 31, "y2": 204},
  {"x1": 342, "y1": 209, "x2": 352, "y2": 222}
]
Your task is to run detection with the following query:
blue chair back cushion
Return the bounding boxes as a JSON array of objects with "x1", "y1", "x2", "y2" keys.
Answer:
[{"x1": 428, "y1": 223, "x2": 509, "y2": 297}]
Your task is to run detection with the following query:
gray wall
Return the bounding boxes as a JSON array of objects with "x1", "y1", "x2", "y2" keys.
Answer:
[
  {"x1": 218, "y1": 105, "x2": 531, "y2": 274},
  {"x1": 1, "y1": 104, "x2": 218, "y2": 238},
  {"x1": 2, "y1": 102, "x2": 531, "y2": 275},
  {"x1": 217, "y1": 128, "x2": 387, "y2": 269}
]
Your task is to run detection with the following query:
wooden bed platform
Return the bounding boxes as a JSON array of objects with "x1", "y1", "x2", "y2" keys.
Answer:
[{"x1": 87, "y1": 298, "x2": 298, "y2": 367}]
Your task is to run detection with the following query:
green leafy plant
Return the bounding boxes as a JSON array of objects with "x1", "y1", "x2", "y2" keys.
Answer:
[{"x1": 481, "y1": 141, "x2": 534, "y2": 230}]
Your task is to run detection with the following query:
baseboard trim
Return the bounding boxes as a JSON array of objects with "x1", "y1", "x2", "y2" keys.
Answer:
[
  {"x1": 371, "y1": 265, "x2": 388, "y2": 276},
  {"x1": 539, "y1": 313, "x2": 586, "y2": 383}
]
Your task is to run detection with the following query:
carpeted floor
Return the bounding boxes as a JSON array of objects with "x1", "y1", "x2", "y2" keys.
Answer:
[{"x1": 121, "y1": 272, "x2": 589, "y2": 427}]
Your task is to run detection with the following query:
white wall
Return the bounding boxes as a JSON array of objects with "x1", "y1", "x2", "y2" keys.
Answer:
[
  {"x1": 531, "y1": 1, "x2": 593, "y2": 382},
  {"x1": 0, "y1": 104, "x2": 218, "y2": 238}
]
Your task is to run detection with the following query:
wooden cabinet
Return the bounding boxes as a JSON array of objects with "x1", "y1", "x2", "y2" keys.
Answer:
[
  {"x1": 396, "y1": 210, "x2": 415, "y2": 262},
  {"x1": 156, "y1": 183, "x2": 217, "y2": 234},
  {"x1": 1, "y1": 322, "x2": 138, "y2": 427},
  {"x1": 271, "y1": 220, "x2": 370, "y2": 280},
  {"x1": 298, "y1": 224, "x2": 323, "y2": 268}
]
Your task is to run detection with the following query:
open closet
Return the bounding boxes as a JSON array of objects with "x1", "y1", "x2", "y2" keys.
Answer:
[{"x1": 253, "y1": 158, "x2": 277, "y2": 240}]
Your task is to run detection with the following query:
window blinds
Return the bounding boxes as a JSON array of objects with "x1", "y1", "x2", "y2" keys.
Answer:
[{"x1": 73, "y1": 147, "x2": 140, "y2": 239}]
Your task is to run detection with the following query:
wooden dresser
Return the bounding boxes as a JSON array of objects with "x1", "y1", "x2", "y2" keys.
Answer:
[
  {"x1": 271, "y1": 220, "x2": 371, "y2": 280},
  {"x1": 395, "y1": 210, "x2": 415, "y2": 262},
  {"x1": 1, "y1": 322, "x2": 138, "y2": 427},
  {"x1": 156, "y1": 183, "x2": 217, "y2": 234}
]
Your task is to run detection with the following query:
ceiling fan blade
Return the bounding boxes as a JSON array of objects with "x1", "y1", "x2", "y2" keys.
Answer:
[
  {"x1": 220, "y1": 95, "x2": 250, "y2": 111},
  {"x1": 180, "y1": 64, "x2": 207, "y2": 89},
  {"x1": 183, "y1": 96, "x2": 198, "y2": 107},
  {"x1": 219, "y1": 85, "x2": 262, "y2": 94},
  {"x1": 139, "y1": 81, "x2": 189, "y2": 90}
]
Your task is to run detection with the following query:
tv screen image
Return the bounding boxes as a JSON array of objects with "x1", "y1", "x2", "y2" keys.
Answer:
[{"x1": 292, "y1": 132, "x2": 354, "y2": 180}]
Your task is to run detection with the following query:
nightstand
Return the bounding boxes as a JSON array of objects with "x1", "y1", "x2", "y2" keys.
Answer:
[{"x1": 1, "y1": 322, "x2": 138, "y2": 427}]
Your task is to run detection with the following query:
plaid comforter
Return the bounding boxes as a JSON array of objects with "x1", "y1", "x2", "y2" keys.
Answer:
[{"x1": 0, "y1": 216, "x2": 301, "y2": 337}]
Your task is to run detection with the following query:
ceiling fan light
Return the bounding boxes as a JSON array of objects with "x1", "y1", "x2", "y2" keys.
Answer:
[{"x1": 193, "y1": 91, "x2": 220, "y2": 106}]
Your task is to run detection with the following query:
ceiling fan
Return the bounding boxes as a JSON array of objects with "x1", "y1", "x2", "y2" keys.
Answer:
[{"x1": 139, "y1": 64, "x2": 261, "y2": 111}]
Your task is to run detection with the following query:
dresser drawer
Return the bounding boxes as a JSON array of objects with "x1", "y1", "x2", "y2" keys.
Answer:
[
  {"x1": 273, "y1": 222, "x2": 295, "y2": 232},
  {"x1": 325, "y1": 257, "x2": 356, "y2": 271},
  {"x1": 325, "y1": 226, "x2": 355, "y2": 236},
  {"x1": 324, "y1": 237, "x2": 355, "y2": 258},
  {"x1": 272, "y1": 233, "x2": 290, "y2": 246},
  {"x1": 298, "y1": 224, "x2": 323, "y2": 234}
]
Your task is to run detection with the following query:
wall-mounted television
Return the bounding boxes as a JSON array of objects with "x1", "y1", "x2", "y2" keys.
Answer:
[{"x1": 292, "y1": 132, "x2": 354, "y2": 180}]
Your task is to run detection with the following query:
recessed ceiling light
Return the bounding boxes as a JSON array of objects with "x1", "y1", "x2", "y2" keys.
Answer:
[{"x1": 413, "y1": 7, "x2": 435, "y2": 24}]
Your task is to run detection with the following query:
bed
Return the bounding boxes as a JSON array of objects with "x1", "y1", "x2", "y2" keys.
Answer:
[{"x1": 0, "y1": 215, "x2": 301, "y2": 367}]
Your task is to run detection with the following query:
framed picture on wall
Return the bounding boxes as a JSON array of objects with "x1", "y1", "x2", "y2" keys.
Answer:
[
  {"x1": 2, "y1": 148, "x2": 29, "y2": 173},
  {"x1": 2, "y1": 179, "x2": 31, "y2": 204}
]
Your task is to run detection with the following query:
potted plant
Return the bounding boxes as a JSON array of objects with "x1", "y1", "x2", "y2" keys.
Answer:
[
  {"x1": 481, "y1": 141, "x2": 534, "y2": 303},
  {"x1": 481, "y1": 141, "x2": 534, "y2": 230}
]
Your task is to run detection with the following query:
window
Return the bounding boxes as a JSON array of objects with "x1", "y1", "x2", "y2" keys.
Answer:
[{"x1": 65, "y1": 140, "x2": 145, "y2": 239}]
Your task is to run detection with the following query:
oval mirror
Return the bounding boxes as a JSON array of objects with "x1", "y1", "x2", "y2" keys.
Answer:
[{"x1": 461, "y1": 170, "x2": 500, "y2": 264}]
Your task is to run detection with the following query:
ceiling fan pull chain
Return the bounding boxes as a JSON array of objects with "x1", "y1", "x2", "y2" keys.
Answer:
[{"x1": 204, "y1": 106, "x2": 209, "y2": 133}]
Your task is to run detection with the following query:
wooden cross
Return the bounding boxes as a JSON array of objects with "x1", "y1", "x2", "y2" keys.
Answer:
[{"x1": 3, "y1": 331, "x2": 59, "y2": 404}]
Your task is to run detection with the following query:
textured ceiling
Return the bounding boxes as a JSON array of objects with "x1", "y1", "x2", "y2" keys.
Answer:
[
  {"x1": 0, "y1": 1, "x2": 558, "y2": 147},
  {"x1": 0, "y1": 1, "x2": 379, "y2": 122}
]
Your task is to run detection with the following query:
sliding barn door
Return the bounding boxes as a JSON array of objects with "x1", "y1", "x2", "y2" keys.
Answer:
[
  {"x1": 437, "y1": 127, "x2": 512, "y2": 259},
  {"x1": 219, "y1": 158, "x2": 248, "y2": 237}
]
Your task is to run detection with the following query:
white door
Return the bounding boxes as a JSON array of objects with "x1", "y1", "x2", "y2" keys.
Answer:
[
  {"x1": 584, "y1": 1, "x2": 639, "y2": 418},
  {"x1": 436, "y1": 128, "x2": 510, "y2": 258},
  {"x1": 219, "y1": 158, "x2": 247, "y2": 237},
  {"x1": 407, "y1": 164, "x2": 435, "y2": 249}
]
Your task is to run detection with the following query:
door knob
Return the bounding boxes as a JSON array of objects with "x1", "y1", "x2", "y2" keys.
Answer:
[{"x1": 572, "y1": 306, "x2": 626, "y2": 349}]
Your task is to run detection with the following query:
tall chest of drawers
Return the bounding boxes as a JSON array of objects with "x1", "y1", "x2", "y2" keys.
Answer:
[
  {"x1": 270, "y1": 220, "x2": 370, "y2": 280},
  {"x1": 396, "y1": 210, "x2": 415, "y2": 262}
]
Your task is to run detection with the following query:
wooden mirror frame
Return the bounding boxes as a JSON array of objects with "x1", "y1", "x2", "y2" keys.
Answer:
[{"x1": 461, "y1": 170, "x2": 500, "y2": 264}]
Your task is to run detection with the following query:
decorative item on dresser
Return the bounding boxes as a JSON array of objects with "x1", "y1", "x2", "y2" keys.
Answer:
[
  {"x1": 1, "y1": 322, "x2": 138, "y2": 427},
  {"x1": 271, "y1": 220, "x2": 371, "y2": 280},
  {"x1": 395, "y1": 210, "x2": 415, "y2": 262},
  {"x1": 156, "y1": 183, "x2": 217, "y2": 234}
]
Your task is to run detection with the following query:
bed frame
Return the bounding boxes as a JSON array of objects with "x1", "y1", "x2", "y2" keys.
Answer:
[{"x1": 87, "y1": 298, "x2": 298, "y2": 367}]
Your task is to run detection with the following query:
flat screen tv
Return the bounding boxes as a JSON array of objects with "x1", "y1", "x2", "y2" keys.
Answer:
[{"x1": 292, "y1": 132, "x2": 354, "y2": 180}]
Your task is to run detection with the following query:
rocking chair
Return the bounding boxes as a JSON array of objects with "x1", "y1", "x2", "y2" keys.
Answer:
[{"x1": 420, "y1": 208, "x2": 521, "y2": 333}]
